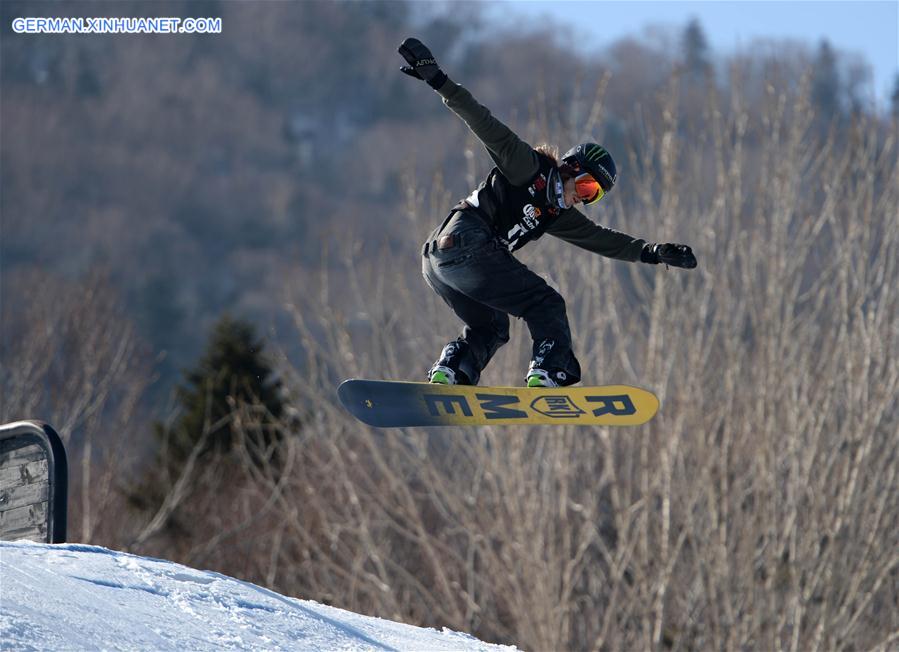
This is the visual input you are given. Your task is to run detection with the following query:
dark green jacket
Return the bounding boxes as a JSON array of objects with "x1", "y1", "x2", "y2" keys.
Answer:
[{"x1": 436, "y1": 79, "x2": 646, "y2": 262}]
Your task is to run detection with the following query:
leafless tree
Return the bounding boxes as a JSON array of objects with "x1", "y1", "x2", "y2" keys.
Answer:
[{"x1": 0, "y1": 269, "x2": 151, "y2": 543}]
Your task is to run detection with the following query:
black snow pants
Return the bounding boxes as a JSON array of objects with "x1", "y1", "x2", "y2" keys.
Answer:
[{"x1": 421, "y1": 209, "x2": 581, "y2": 386}]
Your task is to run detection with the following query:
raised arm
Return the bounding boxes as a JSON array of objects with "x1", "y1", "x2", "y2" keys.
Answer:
[
  {"x1": 398, "y1": 37, "x2": 539, "y2": 185},
  {"x1": 434, "y1": 81, "x2": 539, "y2": 185}
]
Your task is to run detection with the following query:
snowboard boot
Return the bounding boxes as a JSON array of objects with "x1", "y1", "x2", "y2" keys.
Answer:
[
  {"x1": 526, "y1": 368, "x2": 559, "y2": 388},
  {"x1": 428, "y1": 341, "x2": 475, "y2": 385},
  {"x1": 429, "y1": 365, "x2": 458, "y2": 385},
  {"x1": 428, "y1": 365, "x2": 473, "y2": 385}
]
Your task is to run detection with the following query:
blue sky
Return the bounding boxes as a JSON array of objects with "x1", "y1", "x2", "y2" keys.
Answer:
[{"x1": 492, "y1": 1, "x2": 898, "y2": 106}]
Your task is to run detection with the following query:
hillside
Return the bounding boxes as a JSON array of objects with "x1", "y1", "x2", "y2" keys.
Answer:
[{"x1": 0, "y1": 541, "x2": 517, "y2": 651}]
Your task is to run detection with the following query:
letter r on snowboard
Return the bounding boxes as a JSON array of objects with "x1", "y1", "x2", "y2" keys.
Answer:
[{"x1": 587, "y1": 394, "x2": 637, "y2": 416}]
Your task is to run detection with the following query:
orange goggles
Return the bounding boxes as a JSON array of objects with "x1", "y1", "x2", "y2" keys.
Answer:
[{"x1": 575, "y1": 173, "x2": 605, "y2": 205}]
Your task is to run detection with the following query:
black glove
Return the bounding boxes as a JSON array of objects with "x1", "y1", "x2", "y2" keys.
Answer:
[
  {"x1": 398, "y1": 37, "x2": 448, "y2": 90},
  {"x1": 641, "y1": 243, "x2": 698, "y2": 269}
]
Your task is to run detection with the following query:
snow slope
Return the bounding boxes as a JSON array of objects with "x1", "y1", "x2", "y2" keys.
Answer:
[{"x1": 0, "y1": 541, "x2": 517, "y2": 651}]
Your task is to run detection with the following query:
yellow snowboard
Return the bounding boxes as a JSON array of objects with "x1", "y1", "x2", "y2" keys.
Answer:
[{"x1": 338, "y1": 379, "x2": 659, "y2": 428}]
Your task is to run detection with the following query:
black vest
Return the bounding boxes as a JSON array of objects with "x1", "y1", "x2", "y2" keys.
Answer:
[{"x1": 453, "y1": 153, "x2": 561, "y2": 253}]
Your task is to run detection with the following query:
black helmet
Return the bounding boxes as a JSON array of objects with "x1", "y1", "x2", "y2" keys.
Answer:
[{"x1": 562, "y1": 143, "x2": 617, "y2": 192}]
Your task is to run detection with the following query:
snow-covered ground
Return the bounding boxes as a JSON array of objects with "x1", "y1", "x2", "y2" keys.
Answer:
[{"x1": 0, "y1": 541, "x2": 517, "y2": 651}]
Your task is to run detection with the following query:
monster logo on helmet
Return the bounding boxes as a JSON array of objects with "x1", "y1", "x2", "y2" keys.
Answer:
[{"x1": 562, "y1": 143, "x2": 617, "y2": 192}]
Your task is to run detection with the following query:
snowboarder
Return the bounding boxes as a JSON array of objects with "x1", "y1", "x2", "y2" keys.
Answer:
[{"x1": 398, "y1": 38, "x2": 697, "y2": 388}]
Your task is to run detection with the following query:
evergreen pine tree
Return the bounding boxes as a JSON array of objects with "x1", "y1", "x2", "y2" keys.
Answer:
[
  {"x1": 682, "y1": 18, "x2": 711, "y2": 78},
  {"x1": 812, "y1": 39, "x2": 841, "y2": 120},
  {"x1": 891, "y1": 74, "x2": 899, "y2": 120},
  {"x1": 128, "y1": 314, "x2": 288, "y2": 534},
  {"x1": 155, "y1": 314, "x2": 286, "y2": 475}
]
